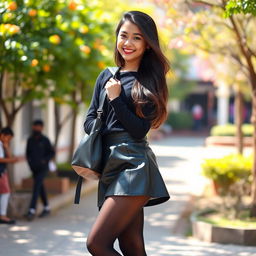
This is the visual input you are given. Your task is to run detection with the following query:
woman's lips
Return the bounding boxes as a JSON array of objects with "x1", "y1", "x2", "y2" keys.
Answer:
[{"x1": 123, "y1": 48, "x2": 135, "y2": 54}]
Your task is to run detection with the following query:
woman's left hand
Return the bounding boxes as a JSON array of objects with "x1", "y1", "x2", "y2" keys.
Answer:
[{"x1": 105, "y1": 78, "x2": 121, "y2": 101}]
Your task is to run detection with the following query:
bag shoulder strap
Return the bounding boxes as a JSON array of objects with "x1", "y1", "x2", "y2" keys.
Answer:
[
  {"x1": 97, "y1": 67, "x2": 121, "y2": 118},
  {"x1": 108, "y1": 67, "x2": 119, "y2": 76}
]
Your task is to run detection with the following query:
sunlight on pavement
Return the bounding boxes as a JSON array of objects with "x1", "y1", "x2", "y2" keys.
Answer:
[
  {"x1": 9, "y1": 225, "x2": 30, "y2": 231},
  {"x1": 72, "y1": 231, "x2": 84, "y2": 237},
  {"x1": 71, "y1": 237, "x2": 86, "y2": 242},
  {"x1": 14, "y1": 239, "x2": 31, "y2": 244},
  {"x1": 29, "y1": 249, "x2": 47, "y2": 255},
  {"x1": 53, "y1": 229, "x2": 71, "y2": 236}
]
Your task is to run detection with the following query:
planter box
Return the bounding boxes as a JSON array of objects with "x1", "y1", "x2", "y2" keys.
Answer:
[
  {"x1": 22, "y1": 177, "x2": 70, "y2": 194},
  {"x1": 191, "y1": 210, "x2": 256, "y2": 246},
  {"x1": 205, "y1": 136, "x2": 253, "y2": 147}
]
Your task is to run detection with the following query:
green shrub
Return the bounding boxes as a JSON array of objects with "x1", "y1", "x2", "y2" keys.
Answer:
[
  {"x1": 210, "y1": 123, "x2": 253, "y2": 137},
  {"x1": 57, "y1": 162, "x2": 72, "y2": 171},
  {"x1": 201, "y1": 154, "x2": 252, "y2": 194},
  {"x1": 166, "y1": 111, "x2": 193, "y2": 130}
]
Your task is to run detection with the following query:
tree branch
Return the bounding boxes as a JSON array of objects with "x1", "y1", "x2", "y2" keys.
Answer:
[
  {"x1": 228, "y1": 14, "x2": 256, "y2": 90},
  {"x1": 190, "y1": 0, "x2": 223, "y2": 8},
  {"x1": 185, "y1": 0, "x2": 221, "y2": 7}
]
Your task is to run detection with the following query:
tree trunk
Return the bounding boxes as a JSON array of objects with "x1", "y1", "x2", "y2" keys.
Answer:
[
  {"x1": 234, "y1": 89, "x2": 244, "y2": 154},
  {"x1": 53, "y1": 101, "x2": 74, "y2": 156},
  {"x1": 68, "y1": 109, "x2": 78, "y2": 163},
  {"x1": 250, "y1": 91, "x2": 256, "y2": 217},
  {"x1": 54, "y1": 103, "x2": 61, "y2": 150}
]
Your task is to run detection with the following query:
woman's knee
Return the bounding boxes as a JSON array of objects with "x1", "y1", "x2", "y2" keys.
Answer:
[
  {"x1": 86, "y1": 235, "x2": 98, "y2": 254},
  {"x1": 86, "y1": 234, "x2": 108, "y2": 255},
  {"x1": 118, "y1": 236, "x2": 146, "y2": 256}
]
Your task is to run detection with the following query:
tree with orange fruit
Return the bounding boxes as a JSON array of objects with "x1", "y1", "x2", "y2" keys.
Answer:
[{"x1": 0, "y1": 0, "x2": 113, "y2": 152}]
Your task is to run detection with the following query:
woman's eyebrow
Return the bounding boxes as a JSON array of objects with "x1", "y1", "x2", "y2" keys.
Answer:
[{"x1": 120, "y1": 31, "x2": 143, "y2": 36}]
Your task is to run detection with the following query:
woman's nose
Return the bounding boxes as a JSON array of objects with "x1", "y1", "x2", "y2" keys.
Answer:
[{"x1": 124, "y1": 38, "x2": 132, "y2": 46}]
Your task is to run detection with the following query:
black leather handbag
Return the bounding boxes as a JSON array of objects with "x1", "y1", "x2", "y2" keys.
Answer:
[{"x1": 72, "y1": 67, "x2": 119, "y2": 204}]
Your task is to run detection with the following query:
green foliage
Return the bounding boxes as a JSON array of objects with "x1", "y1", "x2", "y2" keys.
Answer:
[
  {"x1": 0, "y1": 0, "x2": 114, "y2": 110},
  {"x1": 166, "y1": 111, "x2": 193, "y2": 130},
  {"x1": 210, "y1": 123, "x2": 253, "y2": 137},
  {"x1": 57, "y1": 162, "x2": 72, "y2": 171},
  {"x1": 225, "y1": 0, "x2": 256, "y2": 16},
  {"x1": 168, "y1": 49, "x2": 196, "y2": 100},
  {"x1": 201, "y1": 154, "x2": 252, "y2": 192}
]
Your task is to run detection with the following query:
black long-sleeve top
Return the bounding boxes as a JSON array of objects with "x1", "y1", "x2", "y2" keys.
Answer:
[
  {"x1": 26, "y1": 134, "x2": 55, "y2": 169},
  {"x1": 84, "y1": 68, "x2": 154, "y2": 139}
]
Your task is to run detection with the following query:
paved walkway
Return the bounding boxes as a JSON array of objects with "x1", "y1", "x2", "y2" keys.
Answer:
[{"x1": 1, "y1": 136, "x2": 256, "y2": 256}]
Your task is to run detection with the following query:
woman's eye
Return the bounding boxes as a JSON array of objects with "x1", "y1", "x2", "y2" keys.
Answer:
[
  {"x1": 134, "y1": 37, "x2": 141, "y2": 40},
  {"x1": 120, "y1": 34, "x2": 126, "y2": 38}
]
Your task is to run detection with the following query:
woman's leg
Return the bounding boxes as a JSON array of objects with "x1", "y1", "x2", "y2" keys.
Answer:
[
  {"x1": 118, "y1": 209, "x2": 147, "y2": 256},
  {"x1": 0, "y1": 193, "x2": 10, "y2": 220},
  {"x1": 86, "y1": 195, "x2": 149, "y2": 256}
]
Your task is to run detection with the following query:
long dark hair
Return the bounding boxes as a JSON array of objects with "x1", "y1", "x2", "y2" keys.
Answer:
[{"x1": 114, "y1": 11, "x2": 170, "y2": 128}]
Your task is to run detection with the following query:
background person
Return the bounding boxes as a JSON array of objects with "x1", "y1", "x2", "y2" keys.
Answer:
[
  {"x1": 192, "y1": 104, "x2": 204, "y2": 130},
  {"x1": 0, "y1": 127, "x2": 18, "y2": 225},
  {"x1": 25, "y1": 120, "x2": 55, "y2": 221}
]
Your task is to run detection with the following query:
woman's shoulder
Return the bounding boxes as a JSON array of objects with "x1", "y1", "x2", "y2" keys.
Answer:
[{"x1": 96, "y1": 67, "x2": 116, "y2": 85}]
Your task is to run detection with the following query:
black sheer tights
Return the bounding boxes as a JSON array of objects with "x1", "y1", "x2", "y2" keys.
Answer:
[{"x1": 86, "y1": 196, "x2": 149, "y2": 256}]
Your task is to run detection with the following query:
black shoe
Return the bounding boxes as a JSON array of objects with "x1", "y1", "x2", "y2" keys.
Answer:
[
  {"x1": 0, "y1": 219, "x2": 16, "y2": 225},
  {"x1": 24, "y1": 212, "x2": 35, "y2": 221},
  {"x1": 39, "y1": 209, "x2": 50, "y2": 218}
]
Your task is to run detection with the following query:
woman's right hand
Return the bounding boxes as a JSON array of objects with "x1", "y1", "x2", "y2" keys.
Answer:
[{"x1": 105, "y1": 78, "x2": 121, "y2": 101}]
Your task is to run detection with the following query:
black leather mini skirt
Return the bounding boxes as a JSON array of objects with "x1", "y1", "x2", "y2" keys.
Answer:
[{"x1": 98, "y1": 131, "x2": 170, "y2": 208}]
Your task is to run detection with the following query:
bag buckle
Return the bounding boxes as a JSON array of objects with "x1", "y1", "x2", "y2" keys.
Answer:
[{"x1": 97, "y1": 110, "x2": 103, "y2": 118}]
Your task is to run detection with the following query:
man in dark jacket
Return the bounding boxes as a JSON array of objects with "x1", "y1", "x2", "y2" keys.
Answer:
[{"x1": 25, "y1": 120, "x2": 55, "y2": 221}]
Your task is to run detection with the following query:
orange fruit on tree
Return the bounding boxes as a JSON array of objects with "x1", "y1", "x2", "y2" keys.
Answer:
[
  {"x1": 97, "y1": 62, "x2": 105, "y2": 69},
  {"x1": 80, "y1": 25, "x2": 89, "y2": 34},
  {"x1": 93, "y1": 39, "x2": 102, "y2": 49},
  {"x1": 80, "y1": 45, "x2": 91, "y2": 54},
  {"x1": 31, "y1": 59, "x2": 39, "y2": 67},
  {"x1": 43, "y1": 64, "x2": 51, "y2": 72},
  {"x1": 8, "y1": 24, "x2": 20, "y2": 34},
  {"x1": 49, "y1": 34, "x2": 61, "y2": 44},
  {"x1": 68, "y1": 1, "x2": 77, "y2": 11},
  {"x1": 7, "y1": 1, "x2": 17, "y2": 11},
  {"x1": 28, "y1": 9, "x2": 37, "y2": 17}
]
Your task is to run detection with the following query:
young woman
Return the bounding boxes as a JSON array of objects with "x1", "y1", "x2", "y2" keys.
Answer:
[
  {"x1": 84, "y1": 11, "x2": 170, "y2": 256},
  {"x1": 0, "y1": 127, "x2": 18, "y2": 225}
]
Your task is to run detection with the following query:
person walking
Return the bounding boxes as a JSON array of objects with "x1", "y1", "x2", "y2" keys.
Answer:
[
  {"x1": 192, "y1": 104, "x2": 204, "y2": 130},
  {"x1": 84, "y1": 11, "x2": 170, "y2": 256},
  {"x1": 0, "y1": 127, "x2": 18, "y2": 225},
  {"x1": 25, "y1": 120, "x2": 55, "y2": 221}
]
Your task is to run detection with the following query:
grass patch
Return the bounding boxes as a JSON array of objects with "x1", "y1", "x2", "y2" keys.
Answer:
[{"x1": 198, "y1": 210, "x2": 256, "y2": 228}]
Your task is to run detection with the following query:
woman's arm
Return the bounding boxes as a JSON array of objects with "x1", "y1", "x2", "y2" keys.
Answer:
[
  {"x1": 0, "y1": 144, "x2": 17, "y2": 163},
  {"x1": 0, "y1": 157, "x2": 16, "y2": 163},
  {"x1": 110, "y1": 96, "x2": 154, "y2": 139}
]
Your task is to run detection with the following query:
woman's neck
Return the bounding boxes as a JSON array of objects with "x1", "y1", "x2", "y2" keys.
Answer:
[{"x1": 122, "y1": 62, "x2": 139, "y2": 72}]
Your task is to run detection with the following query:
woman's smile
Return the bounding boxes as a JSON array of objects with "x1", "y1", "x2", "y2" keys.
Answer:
[{"x1": 122, "y1": 47, "x2": 136, "y2": 54}]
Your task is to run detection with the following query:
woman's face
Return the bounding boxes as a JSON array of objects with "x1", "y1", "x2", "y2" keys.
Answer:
[{"x1": 117, "y1": 20, "x2": 147, "y2": 67}]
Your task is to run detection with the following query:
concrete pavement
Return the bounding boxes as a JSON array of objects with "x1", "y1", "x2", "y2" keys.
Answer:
[{"x1": 1, "y1": 135, "x2": 256, "y2": 256}]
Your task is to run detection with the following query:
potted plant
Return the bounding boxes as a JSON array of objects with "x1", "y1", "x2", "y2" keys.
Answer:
[{"x1": 191, "y1": 154, "x2": 255, "y2": 245}]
